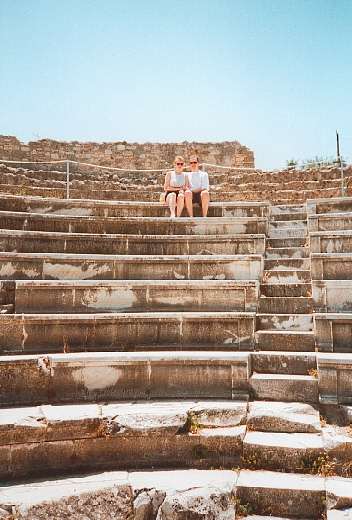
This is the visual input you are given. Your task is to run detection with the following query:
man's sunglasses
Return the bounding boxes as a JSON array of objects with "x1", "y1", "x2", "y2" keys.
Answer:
[{"x1": 190, "y1": 161, "x2": 198, "y2": 164}]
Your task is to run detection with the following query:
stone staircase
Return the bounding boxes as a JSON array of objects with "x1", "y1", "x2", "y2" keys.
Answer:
[{"x1": 0, "y1": 186, "x2": 352, "y2": 518}]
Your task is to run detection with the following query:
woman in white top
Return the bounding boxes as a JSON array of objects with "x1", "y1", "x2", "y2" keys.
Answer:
[
  {"x1": 185, "y1": 154, "x2": 210, "y2": 217},
  {"x1": 163, "y1": 156, "x2": 189, "y2": 218}
]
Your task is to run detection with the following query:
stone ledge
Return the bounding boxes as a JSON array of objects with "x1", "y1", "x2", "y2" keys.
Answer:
[
  {"x1": 0, "y1": 311, "x2": 256, "y2": 353},
  {"x1": 308, "y1": 213, "x2": 352, "y2": 232},
  {"x1": 311, "y1": 253, "x2": 352, "y2": 280},
  {"x1": 0, "y1": 210, "x2": 269, "y2": 235},
  {"x1": 312, "y1": 280, "x2": 352, "y2": 312},
  {"x1": 318, "y1": 353, "x2": 352, "y2": 404},
  {"x1": 0, "y1": 351, "x2": 251, "y2": 405},
  {"x1": 0, "y1": 229, "x2": 266, "y2": 255},
  {"x1": 0, "y1": 194, "x2": 271, "y2": 218},
  {"x1": 13, "y1": 279, "x2": 259, "y2": 313},
  {"x1": 309, "y1": 230, "x2": 352, "y2": 254},
  {"x1": 315, "y1": 313, "x2": 352, "y2": 352},
  {"x1": 0, "y1": 252, "x2": 264, "y2": 281}
]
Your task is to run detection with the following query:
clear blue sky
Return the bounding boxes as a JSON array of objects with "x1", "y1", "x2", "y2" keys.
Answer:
[{"x1": 1, "y1": 0, "x2": 351, "y2": 169}]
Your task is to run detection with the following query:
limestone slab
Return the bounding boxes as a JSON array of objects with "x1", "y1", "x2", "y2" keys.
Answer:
[
  {"x1": 0, "y1": 352, "x2": 250, "y2": 405},
  {"x1": 0, "y1": 229, "x2": 266, "y2": 255},
  {"x1": 243, "y1": 431, "x2": 324, "y2": 471},
  {"x1": 0, "y1": 251, "x2": 264, "y2": 281},
  {"x1": 247, "y1": 401, "x2": 321, "y2": 433},
  {"x1": 236, "y1": 469, "x2": 325, "y2": 517},
  {"x1": 0, "y1": 312, "x2": 256, "y2": 354}
]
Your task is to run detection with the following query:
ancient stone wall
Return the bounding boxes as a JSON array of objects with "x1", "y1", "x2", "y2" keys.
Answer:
[{"x1": 0, "y1": 135, "x2": 254, "y2": 169}]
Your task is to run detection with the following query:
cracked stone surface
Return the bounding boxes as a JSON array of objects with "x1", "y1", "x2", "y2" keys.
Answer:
[{"x1": 247, "y1": 401, "x2": 321, "y2": 433}]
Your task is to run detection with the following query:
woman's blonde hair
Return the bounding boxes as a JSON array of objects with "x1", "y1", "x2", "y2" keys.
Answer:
[{"x1": 174, "y1": 155, "x2": 185, "y2": 164}]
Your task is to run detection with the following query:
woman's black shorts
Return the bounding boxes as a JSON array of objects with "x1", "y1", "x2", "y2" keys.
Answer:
[{"x1": 166, "y1": 190, "x2": 183, "y2": 200}]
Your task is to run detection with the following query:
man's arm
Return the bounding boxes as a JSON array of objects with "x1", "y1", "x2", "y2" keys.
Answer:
[{"x1": 202, "y1": 172, "x2": 209, "y2": 191}]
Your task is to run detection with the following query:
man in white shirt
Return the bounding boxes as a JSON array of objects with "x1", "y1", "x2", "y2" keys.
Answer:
[{"x1": 184, "y1": 155, "x2": 210, "y2": 217}]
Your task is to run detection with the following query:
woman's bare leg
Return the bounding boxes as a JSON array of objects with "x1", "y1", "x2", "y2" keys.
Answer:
[
  {"x1": 200, "y1": 190, "x2": 210, "y2": 217},
  {"x1": 176, "y1": 192, "x2": 185, "y2": 217},
  {"x1": 184, "y1": 190, "x2": 193, "y2": 217},
  {"x1": 166, "y1": 192, "x2": 176, "y2": 218}
]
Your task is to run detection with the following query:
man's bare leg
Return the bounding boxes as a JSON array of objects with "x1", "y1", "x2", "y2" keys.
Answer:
[
  {"x1": 200, "y1": 189, "x2": 210, "y2": 217},
  {"x1": 185, "y1": 190, "x2": 193, "y2": 217}
]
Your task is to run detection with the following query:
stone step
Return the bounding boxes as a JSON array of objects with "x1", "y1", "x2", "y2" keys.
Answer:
[
  {"x1": 255, "y1": 331, "x2": 315, "y2": 351},
  {"x1": 268, "y1": 228, "x2": 307, "y2": 238},
  {"x1": 247, "y1": 401, "x2": 321, "y2": 433},
  {"x1": 251, "y1": 351, "x2": 317, "y2": 374},
  {"x1": 0, "y1": 351, "x2": 250, "y2": 406},
  {"x1": 270, "y1": 212, "x2": 307, "y2": 221},
  {"x1": 256, "y1": 314, "x2": 313, "y2": 331},
  {"x1": 260, "y1": 283, "x2": 311, "y2": 297},
  {"x1": 269, "y1": 219, "x2": 307, "y2": 229},
  {"x1": 264, "y1": 258, "x2": 310, "y2": 271},
  {"x1": 310, "y1": 230, "x2": 352, "y2": 254},
  {"x1": 0, "y1": 252, "x2": 264, "y2": 281},
  {"x1": 13, "y1": 280, "x2": 259, "y2": 313},
  {"x1": 250, "y1": 373, "x2": 318, "y2": 403},
  {"x1": 242, "y1": 431, "x2": 324, "y2": 472},
  {"x1": 262, "y1": 269, "x2": 311, "y2": 283},
  {"x1": 236, "y1": 469, "x2": 325, "y2": 517},
  {"x1": 0, "y1": 400, "x2": 247, "y2": 480},
  {"x1": 258, "y1": 296, "x2": 313, "y2": 314},
  {"x1": 0, "y1": 312, "x2": 256, "y2": 354},
  {"x1": 0, "y1": 229, "x2": 266, "y2": 255},
  {"x1": 0, "y1": 468, "x2": 238, "y2": 518},
  {"x1": 265, "y1": 246, "x2": 308, "y2": 259},
  {"x1": 0, "y1": 194, "x2": 271, "y2": 218},
  {"x1": 267, "y1": 237, "x2": 307, "y2": 248},
  {"x1": 0, "y1": 210, "x2": 269, "y2": 235}
]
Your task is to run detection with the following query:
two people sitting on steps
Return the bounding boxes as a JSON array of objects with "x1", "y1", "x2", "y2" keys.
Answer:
[{"x1": 162, "y1": 155, "x2": 210, "y2": 218}]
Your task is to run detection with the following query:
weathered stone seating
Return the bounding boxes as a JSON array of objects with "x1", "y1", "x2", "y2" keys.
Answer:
[
  {"x1": 307, "y1": 196, "x2": 352, "y2": 215},
  {"x1": 318, "y1": 353, "x2": 352, "y2": 404},
  {"x1": 315, "y1": 313, "x2": 352, "y2": 352},
  {"x1": 308, "y1": 212, "x2": 352, "y2": 232},
  {"x1": 0, "y1": 252, "x2": 264, "y2": 281},
  {"x1": 11, "y1": 279, "x2": 259, "y2": 313},
  {"x1": 310, "y1": 230, "x2": 352, "y2": 253},
  {"x1": 313, "y1": 280, "x2": 352, "y2": 312},
  {"x1": 0, "y1": 210, "x2": 269, "y2": 234},
  {"x1": 0, "y1": 351, "x2": 250, "y2": 405},
  {"x1": 1, "y1": 181, "x2": 352, "y2": 515},
  {"x1": 0, "y1": 229, "x2": 266, "y2": 255},
  {"x1": 0, "y1": 312, "x2": 256, "y2": 354},
  {"x1": 311, "y1": 253, "x2": 352, "y2": 279},
  {"x1": 0, "y1": 194, "x2": 271, "y2": 218}
]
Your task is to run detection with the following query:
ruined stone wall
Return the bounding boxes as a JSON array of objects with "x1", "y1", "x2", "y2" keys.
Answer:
[{"x1": 0, "y1": 135, "x2": 254, "y2": 169}]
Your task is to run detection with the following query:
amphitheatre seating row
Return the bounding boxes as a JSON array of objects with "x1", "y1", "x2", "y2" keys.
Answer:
[
  {"x1": 0, "y1": 210, "x2": 269, "y2": 235},
  {"x1": 0, "y1": 229, "x2": 266, "y2": 255},
  {"x1": 0, "y1": 252, "x2": 264, "y2": 281},
  {"x1": 0, "y1": 194, "x2": 271, "y2": 218}
]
